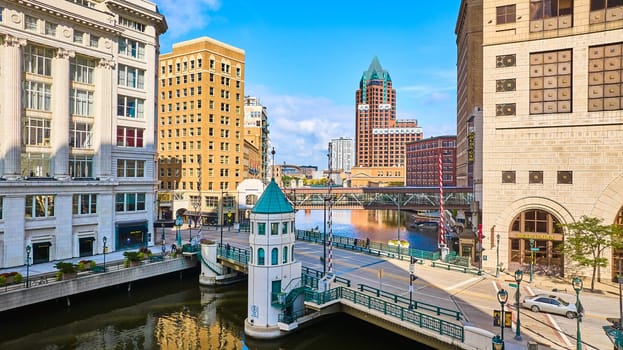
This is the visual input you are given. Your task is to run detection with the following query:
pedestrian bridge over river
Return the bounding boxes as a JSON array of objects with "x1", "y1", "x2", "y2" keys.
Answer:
[
  {"x1": 196, "y1": 233, "x2": 494, "y2": 350},
  {"x1": 284, "y1": 186, "x2": 473, "y2": 211}
]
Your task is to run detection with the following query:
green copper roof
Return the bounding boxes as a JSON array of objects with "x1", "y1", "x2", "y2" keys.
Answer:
[
  {"x1": 252, "y1": 179, "x2": 294, "y2": 214},
  {"x1": 361, "y1": 56, "x2": 392, "y2": 83}
]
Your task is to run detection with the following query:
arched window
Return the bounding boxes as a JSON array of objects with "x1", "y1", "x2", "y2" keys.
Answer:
[
  {"x1": 271, "y1": 248, "x2": 278, "y2": 265},
  {"x1": 257, "y1": 248, "x2": 265, "y2": 265},
  {"x1": 283, "y1": 246, "x2": 288, "y2": 263},
  {"x1": 508, "y1": 209, "x2": 563, "y2": 276}
]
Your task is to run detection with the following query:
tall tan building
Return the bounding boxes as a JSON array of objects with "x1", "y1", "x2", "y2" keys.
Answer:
[
  {"x1": 458, "y1": 0, "x2": 623, "y2": 280},
  {"x1": 244, "y1": 96, "x2": 269, "y2": 182},
  {"x1": 158, "y1": 37, "x2": 244, "y2": 226}
]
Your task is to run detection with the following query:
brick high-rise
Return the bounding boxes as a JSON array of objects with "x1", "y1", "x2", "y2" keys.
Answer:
[{"x1": 355, "y1": 57, "x2": 422, "y2": 168}]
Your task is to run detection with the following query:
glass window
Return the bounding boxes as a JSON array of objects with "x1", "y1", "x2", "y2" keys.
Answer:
[
  {"x1": 69, "y1": 121, "x2": 93, "y2": 148},
  {"x1": 70, "y1": 89, "x2": 94, "y2": 116},
  {"x1": 258, "y1": 248, "x2": 265, "y2": 265},
  {"x1": 496, "y1": 4, "x2": 516, "y2": 24},
  {"x1": 271, "y1": 248, "x2": 278, "y2": 265},
  {"x1": 117, "y1": 95, "x2": 145, "y2": 119},
  {"x1": 257, "y1": 222, "x2": 266, "y2": 235},
  {"x1": 25, "y1": 195, "x2": 55, "y2": 218},
  {"x1": 70, "y1": 56, "x2": 95, "y2": 84},
  {"x1": 73, "y1": 30, "x2": 84, "y2": 44},
  {"x1": 282, "y1": 222, "x2": 288, "y2": 234},
  {"x1": 283, "y1": 246, "x2": 288, "y2": 263},
  {"x1": 271, "y1": 222, "x2": 279, "y2": 235},
  {"x1": 23, "y1": 46, "x2": 53, "y2": 76},
  {"x1": 22, "y1": 117, "x2": 51, "y2": 146},
  {"x1": 118, "y1": 37, "x2": 145, "y2": 59},
  {"x1": 25, "y1": 15, "x2": 37, "y2": 31},
  {"x1": 23, "y1": 81, "x2": 52, "y2": 111},
  {"x1": 21, "y1": 153, "x2": 52, "y2": 177},
  {"x1": 44, "y1": 22, "x2": 57, "y2": 36},
  {"x1": 116, "y1": 126, "x2": 144, "y2": 147},
  {"x1": 69, "y1": 155, "x2": 93, "y2": 178},
  {"x1": 72, "y1": 194, "x2": 97, "y2": 215}
]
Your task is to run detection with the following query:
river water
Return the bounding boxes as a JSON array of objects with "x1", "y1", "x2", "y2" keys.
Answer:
[{"x1": 0, "y1": 210, "x2": 435, "y2": 350}]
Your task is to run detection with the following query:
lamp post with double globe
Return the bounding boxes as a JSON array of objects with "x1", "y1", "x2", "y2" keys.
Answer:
[
  {"x1": 25, "y1": 244, "x2": 31, "y2": 288},
  {"x1": 102, "y1": 236, "x2": 107, "y2": 272}
]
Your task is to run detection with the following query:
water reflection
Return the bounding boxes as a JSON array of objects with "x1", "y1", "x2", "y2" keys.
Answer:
[
  {"x1": 0, "y1": 272, "x2": 430, "y2": 350},
  {"x1": 296, "y1": 209, "x2": 439, "y2": 251}
]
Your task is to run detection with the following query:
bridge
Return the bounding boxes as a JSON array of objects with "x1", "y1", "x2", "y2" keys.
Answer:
[
  {"x1": 197, "y1": 231, "x2": 494, "y2": 350},
  {"x1": 284, "y1": 186, "x2": 473, "y2": 210}
]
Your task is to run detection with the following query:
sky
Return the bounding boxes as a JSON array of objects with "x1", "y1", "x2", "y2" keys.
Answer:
[{"x1": 155, "y1": 0, "x2": 462, "y2": 168}]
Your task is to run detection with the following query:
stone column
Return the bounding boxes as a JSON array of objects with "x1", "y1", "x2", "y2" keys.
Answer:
[
  {"x1": 52, "y1": 49, "x2": 74, "y2": 180},
  {"x1": 94, "y1": 58, "x2": 114, "y2": 179},
  {"x1": 1, "y1": 35, "x2": 26, "y2": 180}
]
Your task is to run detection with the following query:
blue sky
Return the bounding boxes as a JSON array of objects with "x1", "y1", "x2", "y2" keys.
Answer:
[{"x1": 156, "y1": 0, "x2": 461, "y2": 168}]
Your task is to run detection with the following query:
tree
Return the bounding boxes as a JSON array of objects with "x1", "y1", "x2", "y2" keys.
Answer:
[{"x1": 559, "y1": 215, "x2": 623, "y2": 291}]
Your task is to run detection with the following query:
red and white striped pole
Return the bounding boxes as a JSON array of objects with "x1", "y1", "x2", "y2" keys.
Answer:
[{"x1": 438, "y1": 153, "x2": 445, "y2": 247}]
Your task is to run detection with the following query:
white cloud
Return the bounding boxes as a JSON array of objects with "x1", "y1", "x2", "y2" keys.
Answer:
[
  {"x1": 247, "y1": 85, "x2": 353, "y2": 167},
  {"x1": 157, "y1": 0, "x2": 222, "y2": 42}
]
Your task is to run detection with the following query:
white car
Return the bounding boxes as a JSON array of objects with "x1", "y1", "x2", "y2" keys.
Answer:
[{"x1": 522, "y1": 294, "x2": 579, "y2": 319}]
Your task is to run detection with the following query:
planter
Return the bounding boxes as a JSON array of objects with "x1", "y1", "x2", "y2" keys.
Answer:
[
  {"x1": 129, "y1": 260, "x2": 141, "y2": 267},
  {"x1": 62, "y1": 272, "x2": 77, "y2": 280}
]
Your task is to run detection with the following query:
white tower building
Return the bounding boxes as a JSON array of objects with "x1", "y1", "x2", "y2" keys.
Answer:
[{"x1": 245, "y1": 178, "x2": 303, "y2": 339}]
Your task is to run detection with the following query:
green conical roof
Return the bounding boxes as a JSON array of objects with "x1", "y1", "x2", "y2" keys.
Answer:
[
  {"x1": 361, "y1": 56, "x2": 391, "y2": 83},
  {"x1": 252, "y1": 179, "x2": 293, "y2": 214}
]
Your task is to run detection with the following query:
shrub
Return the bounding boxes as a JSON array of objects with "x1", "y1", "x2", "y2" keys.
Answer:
[
  {"x1": 0, "y1": 275, "x2": 6, "y2": 286},
  {"x1": 13, "y1": 273, "x2": 23, "y2": 284},
  {"x1": 123, "y1": 251, "x2": 142, "y2": 262},
  {"x1": 54, "y1": 262, "x2": 78, "y2": 274}
]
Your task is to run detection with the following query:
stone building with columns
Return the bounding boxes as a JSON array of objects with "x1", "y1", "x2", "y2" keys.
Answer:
[{"x1": 0, "y1": 0, "x2": 166, "y2": 268}]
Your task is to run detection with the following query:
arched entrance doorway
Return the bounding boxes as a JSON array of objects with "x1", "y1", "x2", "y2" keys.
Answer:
[
  {"x1": 508, "y1": 209, "x2": 564, "y2": 276},
  {"x1": 614, "y1": 207, "x2": 623, "y2": 282}
]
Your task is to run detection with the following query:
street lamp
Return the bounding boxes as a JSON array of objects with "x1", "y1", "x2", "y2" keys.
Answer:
[
  {"x1": 220, "y1": 190, "x2": 227, "y2": 247},
  {"x1": 175, "y1": 214, "x2": 182, "y2": 247},
  {"x1": 514, "y1": 269, "x2": 523, "y2": 341},
  {"x1": 102, "y1": 236, "x2": 107, "y2": 272},
  {"x1": 496, "y1": 234, "x2": 500, "y2": 278},
  {"x1": 25, "y1": 245, "x2": 31, "y2": 288},
  {"x1": 572, "y1": 277, "x2": 583, "y2": 350},
  {"x1": 497, "y1": 288, "x2": 508, "y2": 342},
  {"x1": 491, "y1": 335, "x2": 504, "y2": 350},
  {"x1": 529, "y1": 238, "x2": 535, "y2": 283},
  {"x1": 188, "y1": 223, "x2": 192, "y2": 242},
  {"x1": 409, "y1": 257, "x2": 417, "y2": 309}
]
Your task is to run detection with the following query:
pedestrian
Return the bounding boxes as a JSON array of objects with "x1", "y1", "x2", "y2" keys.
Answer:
[{"x1": 366, "y1": 237, "x2": 370, "y2": 249}]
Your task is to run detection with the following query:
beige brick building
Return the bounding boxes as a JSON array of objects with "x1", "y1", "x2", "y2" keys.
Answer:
[
  {"x1": 461, "y1": 0, "x2": 623, "y2": 280},
  {"x1": 157, "y1": 37, "x2": 244, "y2": 226}
]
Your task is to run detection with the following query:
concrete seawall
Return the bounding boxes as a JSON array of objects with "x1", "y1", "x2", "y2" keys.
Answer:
[{"x1": 0, "y1": 257, "x2": 198, "y2": 312}]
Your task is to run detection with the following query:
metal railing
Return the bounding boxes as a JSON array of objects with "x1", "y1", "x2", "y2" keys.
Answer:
[
  {"x1": 217, "y1": 243, "x2": 250, "y2": 265},
  {"x1": 302, "y1": 266, "x2": 351, "y2": 287},
  {"x1": 304, "y1": 286, "x2": 464, "y2": 342},
  {"x1": 295, "y1": 229, "x2": 440, "y2": 261},
  {"x1": 357, "y1": 284, "x2": 462, "y2": 320}
]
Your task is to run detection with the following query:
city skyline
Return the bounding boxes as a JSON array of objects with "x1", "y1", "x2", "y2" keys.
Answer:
[{"x1": 157, "y1": 0, "x2": 461, "y2": 168}]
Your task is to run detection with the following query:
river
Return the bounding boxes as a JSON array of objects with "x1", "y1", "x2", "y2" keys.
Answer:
[{"x1": 0, "y1": 210, "x2": 435, "y2": 350}]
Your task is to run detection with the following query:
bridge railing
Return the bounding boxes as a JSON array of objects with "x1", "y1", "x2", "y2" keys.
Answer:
[
  {"x1": 304, "y1": 286, "x2": 464, "y2": 342},
  {"x1": 357, "y1": 284, "x2": 461, "y2": 320},
  {"x1": 217, "y1": 244, "x2": 250, "y2": 265},
  {"x1": 295, "y1": 229, "x2": 440, "y2": 261},
  {"x1": 301, "y1": 266, "x2": 351, "y2": 287}
]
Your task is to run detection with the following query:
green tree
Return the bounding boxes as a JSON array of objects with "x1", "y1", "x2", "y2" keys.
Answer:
[{"x1": 559, "y1": 215, "x2": 623, "y2": 291}]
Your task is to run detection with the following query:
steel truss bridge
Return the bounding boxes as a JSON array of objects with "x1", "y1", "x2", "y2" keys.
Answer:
[{"x1": 284, "y1": 187, "x2": 474, "y2": 211}]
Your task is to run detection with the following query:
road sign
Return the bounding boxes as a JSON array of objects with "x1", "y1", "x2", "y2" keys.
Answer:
[
  {"x1": 509, "y1": 283, "x2": 518, "y2": 288},
  {"x1": 531, "y1": 247, "x2": 540, "y2": 251}
]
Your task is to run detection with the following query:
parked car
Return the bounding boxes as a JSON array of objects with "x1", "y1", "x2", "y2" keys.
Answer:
[{"x1": 522, "y1": 294, "x2": 579, "y2": 319}]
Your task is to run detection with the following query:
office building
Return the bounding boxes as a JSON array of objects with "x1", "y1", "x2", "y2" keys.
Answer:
[
  {"x1": 330, "y1": 137, "x2": 353, "y2": 173},
  {"x1": 244, "y1": 96, "x2": 269, "y2": 182},
  {"x1": 0, "y1": 0, "x2": 166, "y2": 268},
  {"x1": 405, "y1": 136, "x2": 457, "y2": 187},
  {"x1": 458, "y1": 0, "x2": 623, "y2": 279},
  {"x1": 157, "y1": 37, "x2": 244, "y2": 226},
  {"x1": 354, "y1": 57, "x2": 423, "y2": 169}
]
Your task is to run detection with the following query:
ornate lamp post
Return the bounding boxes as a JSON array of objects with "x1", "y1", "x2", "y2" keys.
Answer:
[
  {"x1": 25, "y1": 244, "x2": 31, "y2": 288},
  {"x1": 175, "y1": 215, "x2": 182, "y2": 247},
  {"x1": 409, "y1": 257, "x2": 417, "y2": 309},
  {"x1": 491, "y1": 335, "x2": 503, "y2": 350},
  {"x1": 514, "y1": 269, "x2": 523, "y2": 340},
  {"x1": 497, "y1": 288, "x2": 508, "y2": 342},
  {"x1": 188, "y1": 223, "x2": 192, "y2": 242},
  {"x1": 102, "y1": 236, "x2": 107, "y2": 272},
  {"x1": 220, "y1": 189, "x2": 227, "y2": 247},
  {"x1": 572, "y1": 277, "x2": 583, "y2": 350}
]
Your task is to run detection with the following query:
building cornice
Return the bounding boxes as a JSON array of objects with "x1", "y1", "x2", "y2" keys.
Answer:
[
  {"x1": 105, "y1": 0, "x2": 167, "y2": 34},
  {"x1": 6, "y1": 0, "x2": 122, "y2": 35}
]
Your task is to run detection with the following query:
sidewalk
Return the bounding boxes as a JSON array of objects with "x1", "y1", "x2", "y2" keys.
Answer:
[{"x1": 0, "y1": 250, "x2": 128, "y2": 277}]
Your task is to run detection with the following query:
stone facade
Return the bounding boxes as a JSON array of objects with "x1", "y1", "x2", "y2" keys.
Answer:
[{"x1": 0, "y1": 0, "x2": 166, "y2": 268}]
